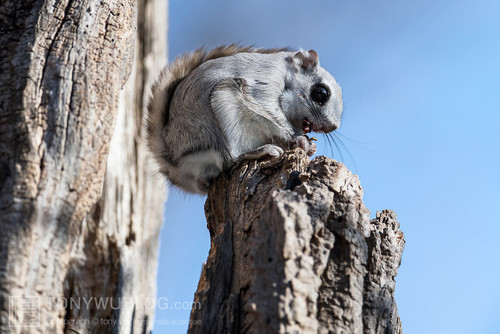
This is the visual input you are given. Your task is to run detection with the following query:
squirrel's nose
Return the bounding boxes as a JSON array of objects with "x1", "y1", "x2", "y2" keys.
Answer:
[
  {"x1": 326, "y1": 124, "x2": 338, "y2": 132},
  {"x1": 313, "y1": 123, "x2": 338, "y2": 133}
]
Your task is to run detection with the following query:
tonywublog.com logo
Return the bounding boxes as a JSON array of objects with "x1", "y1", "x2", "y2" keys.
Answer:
[{"x1": 8, "y1": 296, "x2": 201, "y2": 328}]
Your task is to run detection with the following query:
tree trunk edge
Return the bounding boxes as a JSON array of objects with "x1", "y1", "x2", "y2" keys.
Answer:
[{"x1": 0, "y1": 0, "x2": 167, "y2": 332}]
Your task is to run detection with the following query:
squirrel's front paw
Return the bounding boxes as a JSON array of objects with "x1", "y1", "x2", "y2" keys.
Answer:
[
  {"x1": 292, "y1": 136, "x2": 316, "y2": 156},
  {"x1": 240, "y1": 144, "x2": 284, "y2": 160}
]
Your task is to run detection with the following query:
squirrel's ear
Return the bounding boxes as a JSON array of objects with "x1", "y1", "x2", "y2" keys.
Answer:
[{"x1": 287, "y1": 50, "x2": 319, "y2": 70}]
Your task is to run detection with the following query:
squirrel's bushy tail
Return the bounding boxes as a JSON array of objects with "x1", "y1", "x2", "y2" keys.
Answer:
[{"x1": 145, "y1": 48, "x2": 207, "y2": 164}]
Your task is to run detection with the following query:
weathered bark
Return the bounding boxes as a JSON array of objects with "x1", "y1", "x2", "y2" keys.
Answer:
[
  {"x1": 0, "y1": 0, "x2": 166, "y2": 333},
  {"x1": 189, "y1": 149, "x2": 404, "y2": 333}
]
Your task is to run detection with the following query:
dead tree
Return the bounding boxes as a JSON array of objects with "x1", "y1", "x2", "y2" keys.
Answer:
[
  {"x1": 0, "y1": 0, "x2": 167, "y2": 333},
  {"x1": 189, "y1": 150, "x2": 405, "y2": 333}
]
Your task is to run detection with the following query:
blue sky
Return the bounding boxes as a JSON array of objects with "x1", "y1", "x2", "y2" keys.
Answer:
[{"x1": 154, "y1": 1, "x2": 500, "y2": 333}]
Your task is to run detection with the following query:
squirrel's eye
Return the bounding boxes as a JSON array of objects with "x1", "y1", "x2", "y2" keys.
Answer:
[{"x1": 311, "y1": 84, "x2": 330, "y2": 105}]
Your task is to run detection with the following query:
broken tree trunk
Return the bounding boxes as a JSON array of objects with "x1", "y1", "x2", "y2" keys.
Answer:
[
  {"x1": 0, "y1": 0, "x2": 167, "y2": 333},
  {"x1": 189, "y1": 149, "x2": 405, "y2": 334}
]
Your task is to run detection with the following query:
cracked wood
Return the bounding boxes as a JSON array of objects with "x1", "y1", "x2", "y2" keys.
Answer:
[
  {"x1": 189, "y1": 150, "x2": 405, "y2": 334},
  {"x1": 0, "y1": 0, "x2": 167, "y2": 332}
]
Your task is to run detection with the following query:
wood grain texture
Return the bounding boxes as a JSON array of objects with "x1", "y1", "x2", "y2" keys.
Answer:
[
  {"x1": 189, "y1": 150, "x2": 405, "y2": 333},
  {"x1": 0, "y1": 0, "x2": 167, "y2": 332}
]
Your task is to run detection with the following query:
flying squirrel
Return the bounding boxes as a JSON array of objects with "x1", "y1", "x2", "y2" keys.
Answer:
[{"x1": 146, "y1": 44, "x2": 343, "y2": 194}]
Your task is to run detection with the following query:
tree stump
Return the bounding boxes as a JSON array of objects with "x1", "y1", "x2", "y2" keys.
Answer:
[{"x1": 189, "y1": 149, "x2": 405, "y2": 334}]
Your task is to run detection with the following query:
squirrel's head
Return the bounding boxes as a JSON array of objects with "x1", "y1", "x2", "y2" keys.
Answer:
[{"x1": 280, "y1": 50, "x2": 343, "y2": 135}]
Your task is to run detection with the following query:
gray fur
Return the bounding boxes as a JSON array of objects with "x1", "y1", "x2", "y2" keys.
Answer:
[{"x1": 146, "y1": 44, "x2": 343, "y2": 194}]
